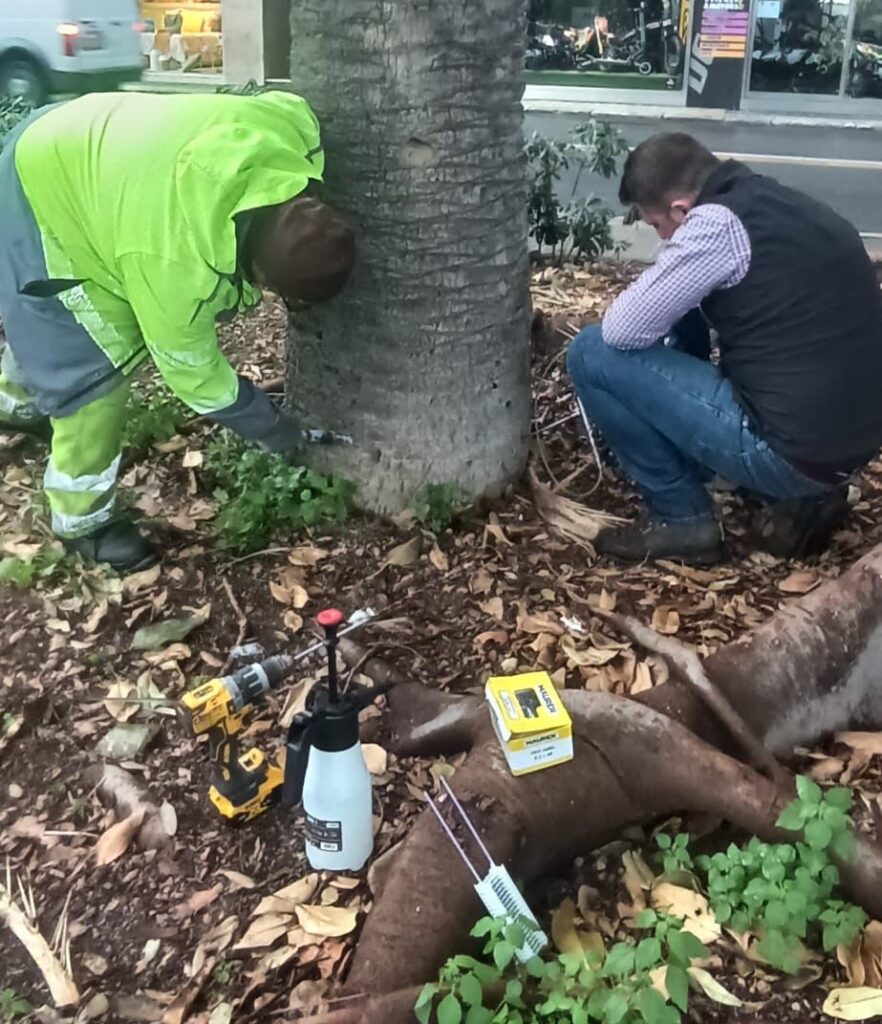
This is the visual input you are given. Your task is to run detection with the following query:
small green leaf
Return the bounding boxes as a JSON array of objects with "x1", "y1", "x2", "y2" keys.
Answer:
[
  {"x1": 824, "y1": 787, "x2": 853, "y2": 811},
  {"x1": 823, "y1": 923, "x2": 842, "y2": 952},
  {"x1": 636, "y1": 937, "x2": 662, "y2": 973},
  {"x1": 635, "y1": 909, "x2": 658, "y2": 928},
  {"x1": 796, "y1": 776, "x2": 823, "y2": 805},
  {"x1": 492, "y1": 941, "x2": 516, "y2": 973},
  {"x1": 666, "y1": 965, "x2": 690, "y2": 1013},
  {"x1": 637, "y1": 986, "x2": 673, "y2": 1024},
  {"x1": 505, "y1": 978, "x2": 524, "y2": 1005},
  {"x1": 764, "y1": 900, "x2": 789, "y2": 929},
  {"x1": 414, "y1": 983, "x2": 436, "y2": 1024},
  {"x1": 470, "y1": 918, "x2": 496, "y2": 938},
  {"x1": 437, "y1": 992, "x2": 462, "y2": 1024},
  {"x1": 458, "y1": 973, "x2": 482, "y2": 1009},
  {"x1": 465, "y1": 1008, "x2": 493, "y2": 1024},
  {"x1": 525, "y1": 956, "x2": 547, "y2": 979},
  {"x1": 603, "y1": 944, "x2": 636, "y2": 979},
  {"x1": 603, "y1": 990, "x2": 629, "y2": 1024},
  {"x1": 655, "y1": 834, "x2": 672, "y2": 850},
  {"x1": 805, "y1": 819, "x2": 833, "y2": 851},
  {"x1": 775, "y1": 803, "x2": 805, "y2": 831}
]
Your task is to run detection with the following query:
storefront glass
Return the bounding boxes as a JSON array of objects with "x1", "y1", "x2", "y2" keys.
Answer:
[
  {"x1": 747, "y1": 0, "x2": 882, "y2": 100},
  {"x1": 846, "y1": 0, "x2": 882, "y2": 96},
  {"x1": 139, "y1": 0, "x2": 224, "y2": 75},
  {"x1": 526, "y1": 0, "x2": 689, "y2": 92}
]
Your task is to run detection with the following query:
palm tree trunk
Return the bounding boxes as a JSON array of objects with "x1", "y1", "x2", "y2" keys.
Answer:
[{"x1": 287, "y1": 0, "x2": 530, "y2": 513}]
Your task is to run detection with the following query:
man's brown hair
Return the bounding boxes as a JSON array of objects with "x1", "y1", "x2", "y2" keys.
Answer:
[{"x1": 618, "y1": 133, "x2": 720, "y2": 210}]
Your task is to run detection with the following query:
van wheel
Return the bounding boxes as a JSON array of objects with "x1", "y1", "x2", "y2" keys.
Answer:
[{"x1": 0, "y1": 55, "x2": 48, "y2": 107}]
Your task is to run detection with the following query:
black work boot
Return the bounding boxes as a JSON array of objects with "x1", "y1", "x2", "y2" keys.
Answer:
[
  {"x1": 0, "y1": 418, "x2": 52, "y2": 443},
  {"x1": 759, "y1": 486, "x2": 849, "y2": 559},
  {"x1": 62, "y1": 520, "x2": 159, "y2": 574},
  {"x1": 595, "y1": 518, "x2": 724, "y2": 566}
]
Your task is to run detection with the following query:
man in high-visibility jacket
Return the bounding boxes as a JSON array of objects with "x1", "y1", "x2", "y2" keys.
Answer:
[{"x1": 0, "y1": 90, "x2": 355, "y2": 573}]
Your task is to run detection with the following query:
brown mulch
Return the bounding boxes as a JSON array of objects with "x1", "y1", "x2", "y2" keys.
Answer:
[{"x1": 2, "y1": 267, "x2": 882, "y2": 1023}]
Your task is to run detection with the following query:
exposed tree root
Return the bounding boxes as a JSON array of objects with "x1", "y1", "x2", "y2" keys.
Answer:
[
  {"x1": 335, "y1": 545, "x2": 882, "y2": 1023},
  {"x1": 595, "y1": 608, "x2": 787, "y2": 786}
]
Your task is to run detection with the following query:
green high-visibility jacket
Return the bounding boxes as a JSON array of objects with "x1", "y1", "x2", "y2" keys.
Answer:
[{"x1": 12, "y1": 90, "x2": 323, "y2": 418}]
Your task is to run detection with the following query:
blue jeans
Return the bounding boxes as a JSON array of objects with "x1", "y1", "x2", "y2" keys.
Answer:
[{"x1": 566, "y1": 324, "x2": 828, "y2": 523}]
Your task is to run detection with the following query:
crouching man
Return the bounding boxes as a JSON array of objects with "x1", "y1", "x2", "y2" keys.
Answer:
[{"x1": 567, "y1": 133, "x2": 882, "y2": 564}]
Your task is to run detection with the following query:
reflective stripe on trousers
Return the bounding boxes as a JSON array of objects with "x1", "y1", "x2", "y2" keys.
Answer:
[
  {"x1": 0, "y1": 345, "x2": 42, "y2": 421},
  {"x1": 0, "y1": 346, "x2": 128, "y2": 538}
]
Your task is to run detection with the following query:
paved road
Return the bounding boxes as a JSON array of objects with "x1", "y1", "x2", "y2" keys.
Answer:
[{"x1": 525, "y1": 112, "x2": 882, "y2": 236}]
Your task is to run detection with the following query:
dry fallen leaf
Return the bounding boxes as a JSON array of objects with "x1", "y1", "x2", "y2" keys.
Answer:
[
  {"x1": 551, "y1": 898, "x2": 605, "y2": 958},
  {"x1": 479, "y1": 596, "x2": 504, "y2": 620},
  {"x1": 823, "y1": 987, "x2": 882, "y2": 1020},
  {"x1": 516, "y1": 607, "x2": 564, "y2": 636},
  {"x1": 836, "y1": 732, "x2": 882, "y2": 757},
  {"x1": 362, "y1": 744, "x2": 388, "y2": 775},
  {"x1": 839, "y1": 921, "x2": 882, "y2": 987},
  {"x1": 651, "y1": 883, "x2": 721, "y2": 943},
  {"x1": 103, "y1": 681, "x2": 139, "y2": 723},
  {"x1": 270, "y1": 581, "x2": 291, "y2": 605},
  {"x1": 233, "y1": 914, "x2": 291, "y2": 951},
  {"x1": 429, "y1": 543, "x2": 449, "y2": 572},
  {"x1": 94, "y1": 810, "x2": 145, "y2": 866},
  {"x1": 294, "y1": 904, "x2": 358, "y2": 938},
  {"x1": 283, "y1": 611, "x2": 304, "y2": 633},
  {"x1": 778, "y1": 570, "x2": 819, "y2": 595},
  {"x1": 173, "y1": 884, "x2": 222, "y2": 921},
  {"x1": 650, "y1": 606, "x2": 680, "y2": 636},
  {"x1": 182, "y1": 450, "x2": 203, "y2": 469},
  {"x1": 288, "y1": 545, "x2": 327, "y2": 567},
  {"x1": 254, "y1": 873, "x2": 321, "y2": 915},
  {"x1": 469, "y1": 568, "x2": 494, "y2": 595},
  {"x1": 159, "y1": 801, "x2": 178, "y2": 837},
  {"x1": 474, "y1": 629, "x2": 508, "y2": 648},
  {"x1": 687, "y1": 967, "x2": 741, "y2": 1007},
  {"x1": 383, "y1": 536, "x2": 421, "y2": 568},
  {"x1": 219, "y1": 870, "x2": 256, "y2": 891},
  {"x1": 621, "y1": 850, "x2": 655, "y2": 911}
]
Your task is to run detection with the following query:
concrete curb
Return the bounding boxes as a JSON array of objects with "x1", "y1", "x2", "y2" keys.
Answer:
[{"x1": 523, "y1": 98, "x2": 882, "y2": 132}]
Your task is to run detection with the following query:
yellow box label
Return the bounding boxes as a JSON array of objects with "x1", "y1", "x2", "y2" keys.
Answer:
[
  {"x1": 485, "y1": 672, "x2": 573, "y2": 776},
  {"x1": 485, "y1": 671, "x2": 571, "y2": 737}
]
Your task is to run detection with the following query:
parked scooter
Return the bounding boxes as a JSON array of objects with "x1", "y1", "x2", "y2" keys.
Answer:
[{"x1": 575, "y1": 0, "x2": 684, "y2": 76}]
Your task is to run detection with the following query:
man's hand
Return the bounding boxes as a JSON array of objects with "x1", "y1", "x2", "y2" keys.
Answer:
[{"x1": 258, "y1": 413, "x2": 352, "y2": 456}]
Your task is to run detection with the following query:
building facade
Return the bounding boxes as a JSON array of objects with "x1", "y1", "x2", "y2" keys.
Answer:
[{"x1": 138, "y1": 0, "x2": 882, "y2": 118}]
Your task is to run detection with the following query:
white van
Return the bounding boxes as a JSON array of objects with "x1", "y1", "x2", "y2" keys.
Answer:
[{"x1": 0, "y1": 0, "x2": 143, "y2": 107}]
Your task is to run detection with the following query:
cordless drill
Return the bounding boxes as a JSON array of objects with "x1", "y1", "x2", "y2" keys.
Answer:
[{"x1": 179, "y1": 657, "x2": 293, "y2": 823}]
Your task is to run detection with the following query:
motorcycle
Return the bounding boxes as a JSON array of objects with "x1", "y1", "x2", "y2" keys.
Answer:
[
  {"x1": 525, "y1": 22, "x2": 577, "y2": 70},
  {"x1": 848, "y1": 39, "x2": 882, "y2": 98}
]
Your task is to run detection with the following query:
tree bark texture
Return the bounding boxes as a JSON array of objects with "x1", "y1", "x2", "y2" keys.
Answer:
[{"x1": 287, "y1": 0, "x2": 531, "y2": 513}]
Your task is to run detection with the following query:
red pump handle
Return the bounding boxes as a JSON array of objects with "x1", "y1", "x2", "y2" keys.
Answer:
[{"x1": 316, "y1": 608, "x2": 344, "y2": 629}]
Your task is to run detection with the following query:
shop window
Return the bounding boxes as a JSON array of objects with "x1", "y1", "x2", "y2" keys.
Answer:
[
  {"x1": 748, "y1": 0, "x2": 848, "y2": 93},
  {"x1": 846, "y1": 0, "x2": 882, "y2": 96},
  {"x1": 263, "y1": 0, "x2": 290, "y2": 80},
  {"x1": 526, "y1": 0, "x2": 688, "y2": 92},
  {"x1": 139, "y1": 0, "x2": 223, "y2": 75}
]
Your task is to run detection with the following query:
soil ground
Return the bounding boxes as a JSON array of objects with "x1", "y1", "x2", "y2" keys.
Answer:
[{"x1": 2, "y1": 268, "x2": 882, "y2": 1023}]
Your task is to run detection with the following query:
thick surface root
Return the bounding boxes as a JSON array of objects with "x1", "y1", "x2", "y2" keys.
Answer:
[{"x1": 342, "y1": 545, "x2": 882, "y2": 1021}]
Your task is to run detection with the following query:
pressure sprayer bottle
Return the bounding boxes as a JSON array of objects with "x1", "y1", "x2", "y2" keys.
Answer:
[{"x1": 282, "y1": 609, "x2": 376, "y2": 871}]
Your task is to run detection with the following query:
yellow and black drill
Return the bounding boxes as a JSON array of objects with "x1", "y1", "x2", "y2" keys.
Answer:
[{"x1": 179, "y1": 656, "x2": 294, "y2": 823}]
